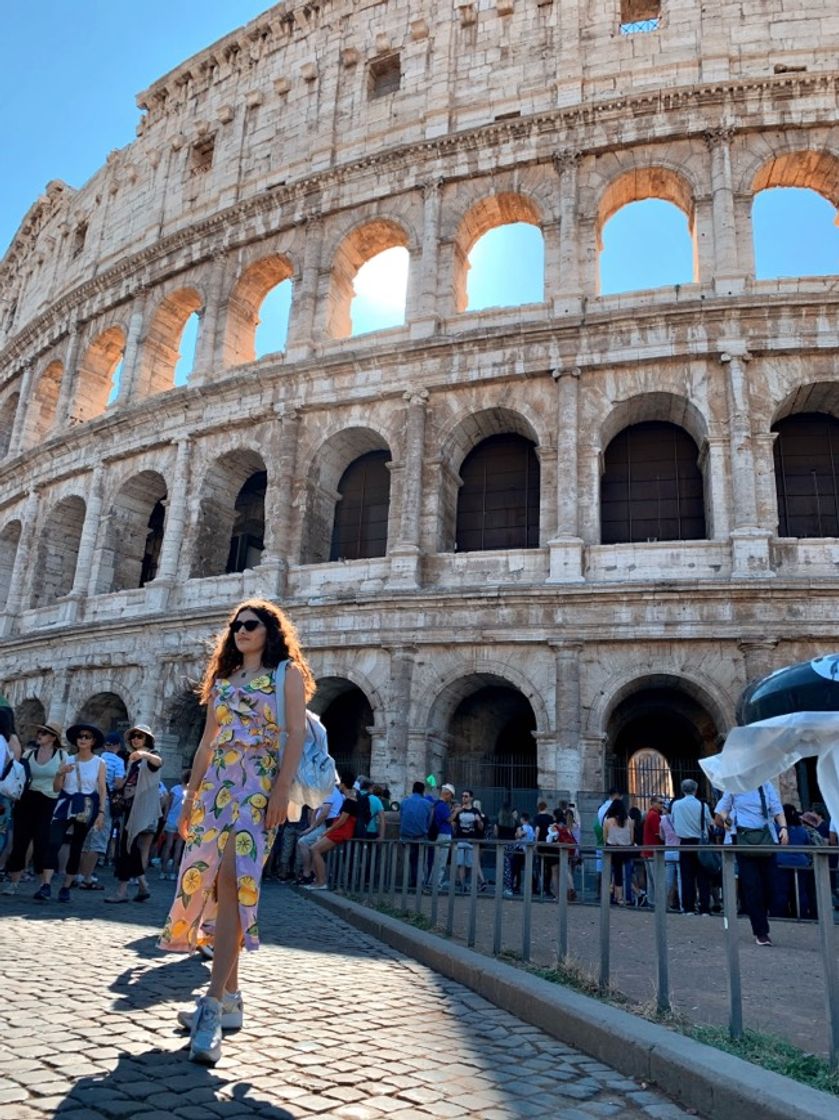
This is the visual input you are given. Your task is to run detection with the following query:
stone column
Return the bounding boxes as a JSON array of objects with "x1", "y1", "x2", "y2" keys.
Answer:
[
  {"x1": 148, "y1": 438, "x2": 192, "y2": 608},
  {"x1": 285, "y1": 214, "x2": 324, "y2": 360},
  {"x1": 553, "y1": 151, "x2": 584, "y2": 316},
  {"x1": 700, "y1": 435, "x2": 731, "y2": 540},
  {"x1": 7, "y1": 362, "x2": 34, "y2": 458},
  {"x1": 389, "y1": 389, "x2": 429, "y2": 589},
  {"x1": 386, "y1": 646, "x2": 416, "y2": 790},
  {"x1": 547, "y1": 367, "x2": 584, "y2": 582},
  {"x1": 721, "y1": 347, "x2": 773, "y2": 577},
  {"x1": 705, "y1": 127, "x2": 745, "y2": 294},
  {"x1": 0, "y1": 489, "x2": 39, "y2": 635},
  {"x1": 409, "y1": 181, "x2": 442, "y2": 339},
  {"x1": 47, "y1": 668, "x2": 71, "y2": 731},
  {"x1": 190, "y1": 253, "x2": 227, "y2": 385},
  {"x1": 259, "y1": 408, "x2": 300, "y2": 597},
  {"x1": 54, "y1": 321, "x2": 82, "y2": 427},
  {"x1": 550, "y1": 641, "x2": 584, "y2": 800},
  {"x1": 115, "y1": 289, "x2": 148, "y2": 404},
  {"x1": 64, "y1": 465, "x2": 105, "y2": 620},
  {"x1": 134, "y1": 661, "x2": 164, "y2": 728}
]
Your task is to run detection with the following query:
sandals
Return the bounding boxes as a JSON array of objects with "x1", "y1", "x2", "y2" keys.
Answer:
[
  {"x1": 104, "y1": 896, "x2": 129, "y2": 904},
  {"x1": 79, "y1": 882, "x2": 104, "y2": 891},
  {"x1": 134, "y1": 891, "x2": 151, "y2": 903}
]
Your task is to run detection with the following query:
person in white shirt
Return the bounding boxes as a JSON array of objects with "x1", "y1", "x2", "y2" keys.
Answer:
[
  {"x1": 715, "y1": 781, "x2": 787, "y2": 946},
  {"x1": 670, "y1": 779, "x2": 713, "y2": 916},
  {"x1": 296, "y1": 784, "x2": 344, "y2": 884}
]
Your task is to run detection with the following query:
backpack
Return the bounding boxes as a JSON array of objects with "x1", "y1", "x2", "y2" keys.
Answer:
[
  {"x1": 274, "y1": 662, "x2": 337, "y2": 818},
  {"x1": 354, "y1": 791, "x2": 373, "y2": 838}
]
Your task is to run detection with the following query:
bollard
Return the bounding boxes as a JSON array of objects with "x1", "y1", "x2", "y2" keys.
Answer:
[
  {"x1": 493, "y1": 843, "x2": 505, "y2": 955},
  {"x1": 557, "y1": 846, "x2": 569, "y2": 961},
  {"x1": 654, "y1": 846, "x2": 670, "y2": 1014},
  {"x1": 599, "y1": 850, "x2": 611, "y2": 989},
  {"x1": 722, "y1": 845, "x2": 743, "y2": 1040}
]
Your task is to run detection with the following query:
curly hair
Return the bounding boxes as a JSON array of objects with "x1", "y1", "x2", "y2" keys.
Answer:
[{"x1": 199, "y1": 598, "x2": 316, "y2": 703}]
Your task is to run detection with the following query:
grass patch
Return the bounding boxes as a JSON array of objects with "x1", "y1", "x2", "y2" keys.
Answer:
[
  {"x1": 685, "y1": 1025, "x2": 839, "y2": 1097},
  {"x1": 369, "y1": 899, "x2": 432, "y2": 931}
]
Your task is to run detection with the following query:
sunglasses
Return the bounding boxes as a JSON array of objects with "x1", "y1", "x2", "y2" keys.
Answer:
[
  {"x1": 128, "y1": 733, "x2": 146, "y2": 741},
  {"x1": 77, "y1": 733, "x2": 95, "y2": 741},
  {"x1": 231, "y1": 618, "x2": 262, "y2": 633}
]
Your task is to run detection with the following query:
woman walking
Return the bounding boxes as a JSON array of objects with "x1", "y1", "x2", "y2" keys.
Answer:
[
  {"x1": 41, "y1": 724, "x2": 107, "y2": 902},
  {"x1": 2, "y1": 723, "x2": 67, "y2": 897},
  {"x1": 603, "y1": 800, "x2": 634, "y2": 906},
  {"x1": 160, "y1": 599, "x2": 310, "y2": 1066},
  {"x1": 105, "y1": 725, "x2": 163, "y2": 904}
]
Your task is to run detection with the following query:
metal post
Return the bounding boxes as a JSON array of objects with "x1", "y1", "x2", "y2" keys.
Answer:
[
  {"x1": 400, "y1": 842, "x2": 410, "y2": 913},
  {"x1": 654, "y1": 847, "x2": 670, "y2": 1014},
  {"x1": 360, "y1": 843, "x2": 370, "y2": 898},
  {"x1": 722, "y1": 846, "x2": 743, "y2": 1040},
  {"x1": 351, "y1": 841, "x2": 362, "y2": 894},
  {"x1": 388, "y1": 839, "x2": 398, "y2": 898},
  {"x1": 493, "y1": 843, "x2": 504, "y2": 955},
  {"x1": 430, "y1": 842, "x2": 441, "y2": 927},
  {"x1": 414, "y1": 845, "x2": 424, "y2": 915},
  {"x1": 468, "y1": 843, "x2": 479, "y2": 947},
  {"x1": 814, "y1": 850, "x2": 839, "y2": 1070},
  {"x1": 376, "y1": 842, "x2": 387, "y2": 903},
  {"x1": 522, "y1": 845, "x2": 534, "y2": 962},
  {"x1": 599, "y1": 850, "x2": 611, "y2": 990},
  {"x1": 446, "y1": 841, "x2": 456, "y2": 936},
  {"x1": 557, "y1": 847, "x2": 569, "y2": 962}
]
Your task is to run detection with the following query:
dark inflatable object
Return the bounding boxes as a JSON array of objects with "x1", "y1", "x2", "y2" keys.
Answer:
[{"x1": 737, "y1": 654, "x2": 839, "y2": 725}]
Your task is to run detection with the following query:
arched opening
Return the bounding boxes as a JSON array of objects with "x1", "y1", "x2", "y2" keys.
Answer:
[
  {"x1": 439, "y1": 676, "x2": 538, "y2": 819},
  {"x1": 0, "y1": 520, "x2": 21, "y2": 609},
  {"x1": 14, "y1": 697, "x2": 46, "y2": 749},
  {"x1": 453, "y1": 193, "x2": 543, "y2": 313},
  {"x1": 0, "y1": 393, "x2": 20, "y2": 458},
  {"x1": 605, "y1": 683, "x2": 720, "y2": 806},
  {"x1": 31, "y1": 495, "x2": 86, "y2": 607},
  {"x1": 329, "y1": 451, "x2": 392, "y2": 561},
  {"x1": 600, "y1": 421, "x2": 706, "y2": 544},
  {"x1": 223, "y1": 255, "x2": 294, "y2": 366},
  {"x1": 96, "y1": 471, "x2": 168, "y2": 593},
  {"x1": 302, "y1": 428, "x2": 392, "y2": 564},
  {"x1": 310, "y1": 677, "x2": 373, "y2": 779},
  {"x1": 753, "y1": 189, "x2": 839, "y2": 279},
  {"x1": 191, "y1": 450, "x2": 267, "y2": 579},
  {"x1": 328, "y1": 220, "x2": 410, "y2": 339},
  {"x1": 350, "y1": 247, "x2": 410, "y2": 335},
  {"x1": 752, "y1": 151, "x2": 839, "y2": 279},
  {"x1": 75, "y1": 691, "x2": 129, "y2": 735},
  {"x1": 466, "y1": 223, "x2": 544, "y2": 311},
  {"x1": 773, "y1": 412, "x2": 839, "y2": 537},
  {"x1": 166, "y1": 689, "x2": 207, "y2": 769},
  {"x1": 140, "y1": 288, "x2": 204, "y2": 396},
  {"x1": 455, "y1": 433, "x2": 540, "y2": 552},
  {"x1": 597, "y1": 169, "x2": 697, "y2": 294},
  {"x1": 26, "y1": 360, "x2": 62, "y2": 446},
  {"x1": 73, "y1": 326, "x2": 126, "y2": 423}
]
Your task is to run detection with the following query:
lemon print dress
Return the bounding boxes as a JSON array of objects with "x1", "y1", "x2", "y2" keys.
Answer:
[{"x1": 160, "y1": 672, "x2": 280, "y2": 953}]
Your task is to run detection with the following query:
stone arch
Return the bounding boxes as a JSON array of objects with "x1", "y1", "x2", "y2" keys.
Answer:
[
  {"x1": 437, "y1": 407, "x2": 542, "y2": 552},
  {"x1": 600, "y1": 391, "x2": 709, "y2": 451},
  {"x1": 750, "y1": 149, "x2": 839, "y2": 206},
  {"x1": 310, "y1": 675, "x2": 374, "y2": 777},
  {"x1": 595, "y1": 166, "x2": 699, "y2": 288},
  {"x1": 30, "y1": 495, "x2": 86, "y2": 607},
  {"x1": 96, "y1": 470, "x2": 168, "y2": 593},
  {"x1": 190, "y1": 448, "x2": 267, "y2": 579},
  {"x1": 0, "y1": 519, "x2": 21, "y2": 610},
  {"x1": 588, "y1": 668, "x2": 734, "y2": 742},
  {"x1": 26, "y1": 360, "x2": 63, "y2": 446},
  {"x1": 14, "y1": 697, "x2": 46, "y2": 748},
  {"x1": 138, "y1": 287, "x2": 204, "y2": 397},
  {"x1": 74, "y1": 690, "x2": 130, "y2": 734},
  {"x1": 223, "y1": 254, "x2": 294, "y2": 367},
  {"x1": 0, "y1": 392, "x2": 20, "y2": 459},
  {"x1": 772, "y1": 411, "x2": 839, "y2": 538},
  {"x1": 301, "y1": 426, "x2": 393, "y2": 564},
  {"x1": 451, "y1": 192, "x2": 544, "y2": 313},
  {"x1": 771, "y1": 380, "x2": 839, "y2": 427},
  {"x1": 419, "y1": 658, "x2": 550, "y2": 738},
  {"x1": 326, "y1": 218, "x2": 411, "y2": 339},
  {"x1": 73, "y1": 325, "x2": 126, "y2": 423}
]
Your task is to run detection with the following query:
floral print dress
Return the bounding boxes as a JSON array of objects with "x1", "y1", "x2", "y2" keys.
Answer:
[{"x1": 160, "y1": 671, "x2": 280, "y2": 953}]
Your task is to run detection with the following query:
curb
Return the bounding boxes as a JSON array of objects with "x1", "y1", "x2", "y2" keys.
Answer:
[{"x1": 310, "y1": 891, "x2": 835, "y2": 1120}]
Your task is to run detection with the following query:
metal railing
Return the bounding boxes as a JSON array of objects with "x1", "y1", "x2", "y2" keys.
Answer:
[{"x1": 322, "y1": 838, "x2": 839, "y2": 1070}]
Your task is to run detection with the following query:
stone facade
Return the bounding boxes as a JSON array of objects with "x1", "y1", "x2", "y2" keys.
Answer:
[{"x1": 1, "y1": 2, "x2": 839, "y2": 807}]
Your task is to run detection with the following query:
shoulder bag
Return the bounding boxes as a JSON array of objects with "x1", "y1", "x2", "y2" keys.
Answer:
[
  {"x1": 698, "y1": 804, "x2": 722, "y2": 877},
  {"x1": 68, "y1": 759, "x2": 100, "y2": 827},
  {"x1": 735, "y1": 786, "x2": 775, "y2": 856}
]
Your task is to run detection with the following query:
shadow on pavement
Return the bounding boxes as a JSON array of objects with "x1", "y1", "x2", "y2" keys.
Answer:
[
  {"x1": 109, "y1": 950, "x2": 208, "y2": 1012},
  {"x1": 52, "y1": 1049, "x2": 296, "y2": 1119}
]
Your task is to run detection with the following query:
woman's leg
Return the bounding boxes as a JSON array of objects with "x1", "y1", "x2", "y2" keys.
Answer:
[
  {"x1": 43, "y1": 818, "x2": 70, "y2": 886},
  {"x1": 311, "y1": 837, "x2": 336, "y2": 885},
  {"x1": 63, "y1": 822, "x2": 93, "y2": 883},
  {"x1": 207, "y1": 839, "x2": 243, "y2": 1002},
  {"x1": 5, "y1": 796, "x2": 38, "y2": 880},
  {"x1": 137, "y1": 833, "x2": 154, "y2": 890}
]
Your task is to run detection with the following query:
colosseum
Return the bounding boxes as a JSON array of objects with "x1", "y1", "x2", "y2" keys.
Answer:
[{"x1": 1, "y1": 1, "x2": 838, "y2": 820}]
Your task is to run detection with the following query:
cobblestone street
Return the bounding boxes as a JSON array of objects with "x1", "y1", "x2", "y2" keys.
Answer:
[{"x1": 0, "y1": 883, "x2": 702, "y2": 1120}]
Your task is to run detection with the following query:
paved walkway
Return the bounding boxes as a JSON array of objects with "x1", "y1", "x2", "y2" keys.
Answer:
[{"x1": 0, "y1": 882, "x2": 702, "y2": 1120}]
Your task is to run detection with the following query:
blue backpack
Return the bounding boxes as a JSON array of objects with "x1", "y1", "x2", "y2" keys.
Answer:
[{"x1": 274, "y1": 661, "x2": 337, "y2": 816}]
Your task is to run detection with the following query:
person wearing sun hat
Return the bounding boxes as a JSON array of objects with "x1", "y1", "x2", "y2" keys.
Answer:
[
  {"x1": 2, "y1": 722, "x2": 68, "y2": 897},
  {"x1": 105, "y1": 723, "x2": 163, "y2": 904}
]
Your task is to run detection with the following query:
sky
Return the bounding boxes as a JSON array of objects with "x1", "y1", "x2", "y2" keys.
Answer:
[{"x1": 3, "y1": 2, "x2": 839, "y2": 372}]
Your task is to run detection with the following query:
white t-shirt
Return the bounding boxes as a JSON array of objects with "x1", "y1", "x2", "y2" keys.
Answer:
[
  {"x1": 325, "y1": 787, "x2": 344, "y2": 820},
  {"x1": 63, "y1": 756, "x2": 104, "y2": 796}
]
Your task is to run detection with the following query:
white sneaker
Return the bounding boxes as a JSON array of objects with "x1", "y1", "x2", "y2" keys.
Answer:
[
  {"x1": 1, "y1": 882, "x2": 17, "y2": 896},
  {"x1": 302, "y1": 882, "x2": 329, "y2": 891},
  {"x1": 179, "y1": 990, "x2": 243, "y2": 1032},
  {"x1": 188, "y1": 996, "x2": 223, "y2": 1065}
]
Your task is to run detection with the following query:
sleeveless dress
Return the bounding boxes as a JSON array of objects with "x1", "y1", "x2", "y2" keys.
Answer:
[{"x1": 159, "y1": 671, "x2": 280, "y2": 953}]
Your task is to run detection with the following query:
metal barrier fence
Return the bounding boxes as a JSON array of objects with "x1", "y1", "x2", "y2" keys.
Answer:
[{"x1": 323, "y1": 838, "x2": 839, "y2": 1071}]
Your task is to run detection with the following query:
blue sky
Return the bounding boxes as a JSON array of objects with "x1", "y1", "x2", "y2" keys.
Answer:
[{"x1": 3, "y1": 2, "x2": 839, "y2": 364}]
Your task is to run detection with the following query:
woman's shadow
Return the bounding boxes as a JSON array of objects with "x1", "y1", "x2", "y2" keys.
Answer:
[{"x1": 53, "y1": 1049, "x2": 295, "y2": 1118}]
